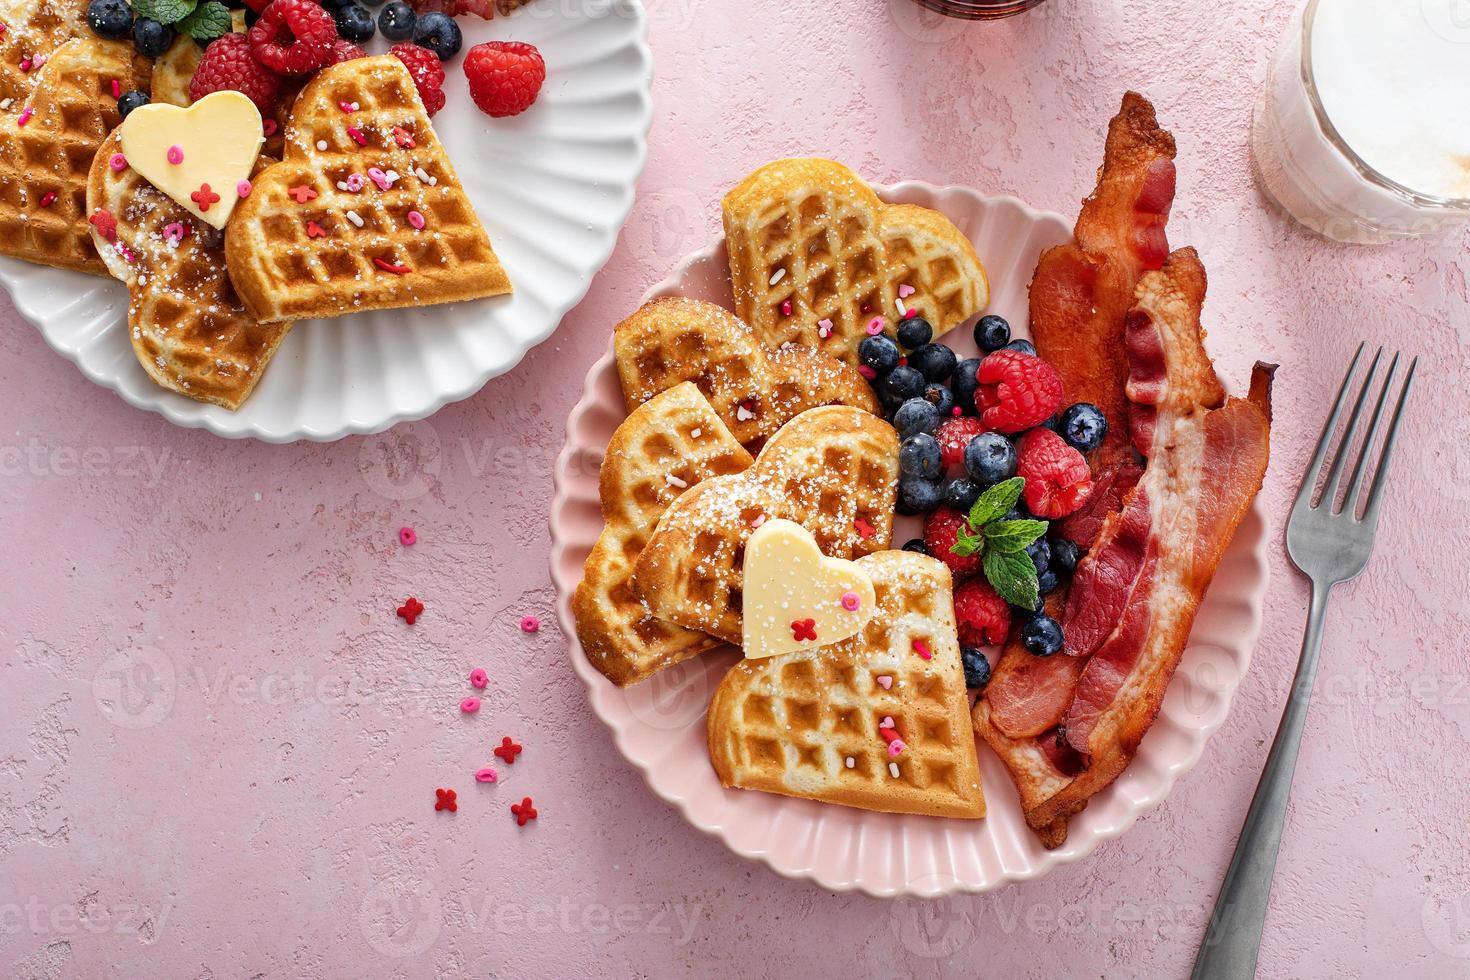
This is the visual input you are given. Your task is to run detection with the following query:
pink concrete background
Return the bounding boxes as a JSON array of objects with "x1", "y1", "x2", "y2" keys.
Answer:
[{"x1": 2, "y1": 1, "x2": 1469, "y2": 977}]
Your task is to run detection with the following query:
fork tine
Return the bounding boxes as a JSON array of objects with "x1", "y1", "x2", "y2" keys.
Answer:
[
  {"x1": 1361, "y1": 356, "x2": 1418, "y2": 526},
  {"x1": 1339, "y1": 352, "x2": 1399, "y2": 516},
  {"x1": 1294, "y1": 342, "x2": 1365, "y2": 510},
  {"x1": 1319, "y1": 346, "x2": 1382, "y2": 509}
]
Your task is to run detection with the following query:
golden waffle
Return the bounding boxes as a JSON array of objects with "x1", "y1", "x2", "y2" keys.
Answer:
[
  {"x1": 86, "y1": 130, "x2": 290, "y2": 409},
  {"x1": 630, "y1": 406, "x2": 898, "y2": 644},
  {"x1": 708, "y1": 551, "x2": 984, "y2": 818},
  {"x1": 0, "y1": 28, "x2": 149, "y2": 274},
  {"x1": 573, "y1": 383, "x2": 754, "y2": 686},
  {"x1": 613, "y1": 297, "x2": 877, "y2": 448},
  {"x1": 225, "y1": 55, "x2": 510, "y2": 323},
  {"x1": 722, "y1": 158, "x2": 987, "y2": 364}
]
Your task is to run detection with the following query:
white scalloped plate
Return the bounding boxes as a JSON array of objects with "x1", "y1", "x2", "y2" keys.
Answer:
[
  {"x1": 0, "y1": 0, "x2": 651, "y2": 442},
  {"x1": 549, "y1": 183, "x2": 1270, "y2": 897}
]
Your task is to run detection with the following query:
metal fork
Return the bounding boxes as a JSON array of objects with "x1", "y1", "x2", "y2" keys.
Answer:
[{"x1": 1192, "y1": 344, "x2": 1417, "y2": 980}]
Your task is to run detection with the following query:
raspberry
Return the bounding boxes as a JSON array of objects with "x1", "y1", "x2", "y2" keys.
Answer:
[
  {"x1": 189, "y1": 33, "x2": 282, "y2": 114},
  {"x1": 390, "y1": 43, "x2": 446, "y2": 116},
  {"x1": 323, "y1": 38, "x2": 366, "y2": 66},
  {"x1": 976, "y1": 349, "x2": 1064, "y2": 433},
  {"x1": 922, "y1": 506, "x2": 983, "y2": 581},
  {"x1": 249, "y1": 0, "x2": 336, "y2": 76},
  {"x1": 953, "y1": 577, "x2": 1011, "y2": 648},
  {"x1": 463, "y1": 41, "x2": 545, "y2": 118},
  {"x1": 934, "y1": 416, "x2": 986, "y2": 474},
  {"x1": 1016, "y1": 428, "x2": 1093, "y2": 518}
]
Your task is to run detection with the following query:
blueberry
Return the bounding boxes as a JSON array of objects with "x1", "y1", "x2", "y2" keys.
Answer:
[
  {"x1": 951, "y1": 357, "x2": 981, "y2": 415},
  {"x1": 909, "y1": 343, "x2": 957, "y2": 383},
  {"x1": 412, "y1": 10, "x2": 461, "y2": 60},
  {"x1": 1059, "y1": 402, "x2": 1109, "y2": 454},
  {"x1": 1050, "y1": 538, "x2": 1081, "y2": 576},
  {"x1": 1021, "y1": 614, "x2": 1064, "y2": 657},
  {"x1": 359, "y1": 0, "x2": 388, "y2": 7},
  {"x1": 964, "y1": 432, "x2": 1017, "y2": 486},
  {"x1": 880, "y1": 364, "x2": 925, "y2": 403},
  {"x1": 897, "y1": 475, "x2": 943, "y2": 515},
  {"x1": 893, "y1": 398, "x2": 940, "y2": 439},
  {"x1": 131, "y1": 17, "x2": 173, "y2": 57},
  {"x1": 116, "y1": 90, "x2": 149, "y2": 118},
  {"x1": 1003, "y1": 338, "x2": 1038, "y2": 357},
  {"x1": 895, "y1": 316, "x2": 933, "y2": 350},
  {"x1": 334, "y1": 2, "x2": 375, "y2": 41},
  {"x1": 921, "y1": 383, "x2": 954, "y2": 418},
  {"x1": 1036, "y1": 414, "x2": 1061, "y2": 434},
  {"x1": 87, "y1": 0, "x2": 133, "y2": 39},
  {"x1": 1025, "y1": 537, "x2": 1051, "y2": 574},
  {"x1": 902, "y1": 538, "x2": 931, "y2": 556},
  {"x1": 1004, "y1": 502, "x2": 1036, "y2": 523},
  {"x1": 961, "y1": 646, "x2": 993, "y2": 688},
  {"x1": 899, "y1": 433, "x2": 943, "y2": 480},
  {"x1": 858, "y1": 334, "x2": 900, "y2": 374},
  {"x1": 974, "y1": 314, "x2": 1011, "y2": 352},
  {"x1": 1037, "y1": 567, "x2": 1060, "y2": 596},
  {"x1": 377, "y1": 0, "x2": 415, "y2": 40},
  {"x1": 943, "y1": 477, "x2": 982, "y2": 512}
]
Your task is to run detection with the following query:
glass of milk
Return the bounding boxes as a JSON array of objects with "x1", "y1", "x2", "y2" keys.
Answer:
[{"x1": 1252, "y1": 0, "x2": 1470, "y2": 243}]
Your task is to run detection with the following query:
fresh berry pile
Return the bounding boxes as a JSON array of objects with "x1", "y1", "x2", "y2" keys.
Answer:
[
  {"x1": 866, "y1": 312, "x2": 1107, "y2": 675},
  {"x1": 86, "y1": 0, "x2": 545, "y2": 122}
]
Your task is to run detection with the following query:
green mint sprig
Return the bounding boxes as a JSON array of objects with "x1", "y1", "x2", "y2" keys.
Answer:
[
  {"x1": 132, "y1": 0, "x2": 232, "y2": 41},
  {"x1": 948, "y1": 477, "x2": 1047, "y2": 609}
]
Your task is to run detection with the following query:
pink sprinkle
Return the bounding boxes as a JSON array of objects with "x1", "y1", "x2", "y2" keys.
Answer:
[
  {"x1": 519, "y1": 615, "x2": 540, "y2": 634},
  {"x1": 750, "y1": 513, "x2": 767, "y2": 529},
  {"x1": 460, "y1": 697, "x2": 481, "y2": 714},
  {"x1": 912, "y1": 638, "x2": 932, "y2": 660},
  {"x1": 18, "y1": 57, "x2": 30, "y2": 73},
  {"x1": 163, "y1": 221, "x2": 188, "y2": 243},
  {"x1": 840, "y1": 590, "x2": 861, "y2": 612},
  {"x1": 236, "y1": 179, "x2": 252, "y2": 198},
  {"x1": 905, "y1": 308, "x2": 917, "y2": 318},
  {"x1": 857, "y1": 364, "x2": 877, "y2": 380},
  {"x1": 398, "y1": 526, "x2": 416, "y2": 546},
  {"x1": 109, "y1": 152, "x2": 126, "y2": 172},
  {"x1": 119, "y1": 244, "x2": 137, "y2": 265},
  {"x1": 880, "y1": 716, "x2": 895, "y2": 730},
  {"x1": 367, "y1": 166, "x2": 392, "y2": 191},
  {"x1": 16, "y1": 106, "x2": 32, "y2": 127},
  {"x1": 952, "y1": 406, "x2": 964, "y2": 416},
  {"x1": 37, "y1": 191, "x2": 55, "y2": 208},
  {"x1": 475, "y1": 767, "x2": 498, "y2": 784},
  {"x1": 816, "y1": 318, "x2": 833, "y2": 339},
  {"x1": 898, "y1": 283, "x2": 916, "y2": 299},
  {"x1": 866, "y1": 317, "x2": 885, "y2": 336},
  {"x1": 166, "y1": 145, "x2": 184, "y2": 165},
  {"x1": 344, "y1": 173, "x2": 365, "y2": 192},
  {"x1": 0, "y1": 23, "x2": 6, "y2": 35},
  {"x1": 779, "y1": 299, "x2": 793, "y2": 317},
  {"x1": 338, "y1": 101, "x2": 356, "y2": 113},
  {"x1": 406, "y1": 210, "x2": 425, "y2": 230},
  {"x1": 469, "y1": 667, "x2": 488, "y2": 689},
  {"x1": 346, "y1": 125, "x2": 366, "y2": 146},
  {"x1": 110, "y1": 79, "x2": 120, "y2": 99},
  {"x1": 876, "y1": 675, "x2": 893, "y2": 690},
  {"x1": 262, "y1": 119, "x2": 277, "y2": 136},
  {"x1": 888, "y1": 739, "x2": 906, "y2": 757}
]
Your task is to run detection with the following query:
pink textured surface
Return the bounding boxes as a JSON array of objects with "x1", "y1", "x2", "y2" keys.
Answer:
[{"x1": 1, "y1": 1, "x2": 1467, "y2": 977}]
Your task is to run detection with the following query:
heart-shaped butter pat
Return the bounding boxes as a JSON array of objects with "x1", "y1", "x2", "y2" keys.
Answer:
[
  {"x1": 741, "y1": 519, "x2": 876, "y2": 660},
  {"x1": 118, "y1": 90, "x2": 263, "y2": 230}
]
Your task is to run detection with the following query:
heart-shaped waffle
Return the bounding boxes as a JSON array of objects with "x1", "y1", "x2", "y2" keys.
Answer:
[
  {"x1": 708, "y1": 550, "x2": 984, "y2": 818},
  {"x1": 741, "y1": 519, "x2": 875, "y2": 660},
  {"x1": 225, "y1": 55, "x2": 510, "y2": 322},
  {"x1": 0, "y1": 32, "x2": 149, "y2": 274},
  {"x1": 630, "y1": 405, "x2": 898, "y2": 644},
  {"x1": 87, "y1": 129, "x2": 290, "y2": 409},
  {"x1": 613, "y1": 297, "x2": 878, "y2": 448},
  {"x1": 723, "y1": 158, "x2": 988, "y2": 364},
  {"x1": 573, "y1": 382, "x2": 754, "y2": 687}
]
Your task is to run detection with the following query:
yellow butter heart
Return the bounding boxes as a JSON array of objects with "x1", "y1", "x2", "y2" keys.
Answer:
[
  {"x1": 118, "y1": 91, "x2": 263, "y2": 230},
  {"x1": 741, "y1": 519, "x2": 876, "y2": 660}
]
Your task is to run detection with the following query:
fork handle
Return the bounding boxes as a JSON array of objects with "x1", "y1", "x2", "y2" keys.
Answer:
[{"x1": 1191, "y1": 581, "x2": 1332, "y2": 980}]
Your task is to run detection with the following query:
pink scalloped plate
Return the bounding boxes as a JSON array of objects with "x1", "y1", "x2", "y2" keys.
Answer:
[{"x1": 549, "y1": 183, "x2": 1269, "y2": 897}]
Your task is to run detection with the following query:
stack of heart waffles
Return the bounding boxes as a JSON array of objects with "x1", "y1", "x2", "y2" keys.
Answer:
[{"x1": 723, "y1": 158, "x2": 989, "y2": 364}]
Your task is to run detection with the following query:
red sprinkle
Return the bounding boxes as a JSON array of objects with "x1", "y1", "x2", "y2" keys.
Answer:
[
  {"x1": 373, "y1": 257, "x2": 411, "y2": 275},
  {"x1": 790, "y1": 618, "x2": 817, "y2": 642},
  {"x1": 346, "y1": 125, "x2": 366, "y2": 146},
  {"x1": 912, "y1": 638, "x2": 933, "y2": 660},
  {"x1": 510, "y1": 797, "x2": 537, "y2": 826},
  {"x1": 338, "y1": 101, "x2": 357, "y2": 113},
  {"x1": 16, "y1": 106, "x2": 32, "y2": 127},
  {"x1": 287, "y1": 185, "x2": 317, "y2": 203},
  {"x1": 392, "y1": 126, "x2": 415, "y2": 148},
  {"x1": 37, "y1": 191, "x2": 56, "y2": 208},
  {"x1": 396, "y1": 596, "x2": 424, "y2": 624},
  {"x1": 190, "y1": 183, "x2": 221, "y2": 212},
  {"x1": 854, "y1": 517, "x2": 876, "y2": 540},
  {"x1": 434, "y1": 788, "x2": 457, "y2": 812},
  {"x1": 19, "y1": 58, "x2": 31, "y2": 73},
  {"x1": 905, "y1": 307, "x2": 918, "y2": 318},
  {"x1": 779, "y1": 299, "x2": 793, "y2": 317},
  {"x1": 110, "y1": 78, "x2": 120, "y2": 99},
  {"x1": 493, "y1": 736, "x2": 523, "y2": 764},
  {"x1": 88, "y1": 209, "x2": 117, "y2": 241},
  {"x1": 879, "y1": 726, "x2": 901, "y2": 744},
  {"x1": 305, "y1": 220, "x2": 326, "y2": 239}
]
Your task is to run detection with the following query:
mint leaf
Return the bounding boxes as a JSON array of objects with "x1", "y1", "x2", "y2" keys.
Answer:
[
  {"x1": 983, "y1": 519, "x2": 1048, "y2": 554},
  {"x1": 967, "y1": 477, "x2": 1025, "y2": 530},
  {"x1": 983, "y1": 548, "x2": 1040, "y2": 610},
  {"x1": 132, "y1": 0, "x2": 196, "y2": 23},
  {"x1": 949, "y1": 523, "x2": 985, "y2": 558},
  {"x1": 177, "y1": 1, "x2": 231, "y2": 39}
]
